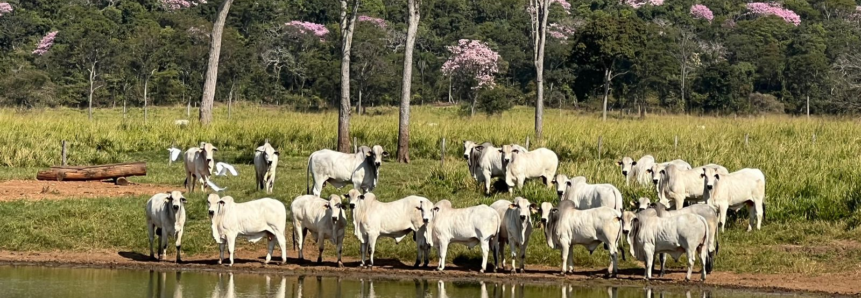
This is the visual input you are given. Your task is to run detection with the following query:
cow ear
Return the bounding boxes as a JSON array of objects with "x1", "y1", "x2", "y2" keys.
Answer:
[
  {"x1": 646, "y1": 169, "x2": 653, "y2": 173},
  {"x1": 566, "y1": 181, "x2": 572, "y2": 186},
  {"x1": 382, "y1": 151, "x2": 389, "y2": 157},
  {"x1": 512, "y1": 149, "x2": 519, "y2": 153},
  {"x1": 365, "y1": 151, "x2": 372, "y2": 157},
  {"x1": 166, "y1": 192, "x2": 173, "y2": 199},
  {"x1": 433, "y1": 207, "x2": 439, "y2": 212},
  {"x1": 714, "y1": 174, "x2": 720, "y2": 180},
  {"x1": 551, "y1": 208, "x2": 558, "y2": 213},
  {"x1": 616, "y1": 160, "x2": 622, "y2": 166},
  {"x1": 497, "y1": 148, "x2": 503, "y2": 153},
  {"x1": 629, "y1": 201, "x2": 636, "y2": 207},
  {"x1": 343, "y1": 193, "x2": 349, "y2": 199},
  {"x1": 359, "y1": 194, "x2": 365, "y2": 200},
  {"x1": 529, "y1": 204, "x2": 538, "y2": 213},
  {"x1": 212, "y1": 147, "x2": 218, "y2": 151},
  {"x1": 180, "y1": 197, "x2": 188, "y2": 204},
  {"x1": 660, "y1": 169, "x2": 666, "y2": 175},
  {"x1": 631, "y1": 161, "x2": 637, "y2": 166},
  {"x1": 416, "y1": 206, "x2": 422, "y2": 211},
  {"x1": 509, "y1": 204, "x2": 517, "y2": 209},
  {"x1": 324, "y1": 203, "x2": 330, "y2": 209},
  {"x1": 700, "y1": 173, "x2": 706, "y2": 178},
  {"x1": 274, "y1": 151, "x2": 280, "y2": 156}
]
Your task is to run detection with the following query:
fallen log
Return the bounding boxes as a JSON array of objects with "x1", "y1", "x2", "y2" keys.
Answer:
[{"x1": 36, "y1": 162, "x2": 147, "y2": 182}]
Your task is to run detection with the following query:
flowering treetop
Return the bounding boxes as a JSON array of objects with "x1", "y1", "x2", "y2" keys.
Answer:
[
  {"x1": 551, "y1": 0, "x2": 571, "y2": 13},
  {"x1": 358, "y1": 15, "x2": 386, "y2": 29},
  {"x1": 33, "y1": 31, "x2": 58, "y2": 56},
  {"x1": 548, "y1": 23, "x2": 576, "y2": 40},
  {"x1": 285, "y1": 21, "x2": 329, "y2": 39},
  {"x1": 745, "y1": 2, "x2": 801, "y2": 26},
  {"x1": 160, "y1": 0, "x2": 207, "y2": 11},
  {"x1": 0, "y1": 2, "x2": 12, "y2": 16},
  {"x1": 690, "y1": 4, "x2": 714, "y2": 22},
  {"x1": 441, "y1": 39, "x2": 501, "y2": 89},
  {"x1": 622, "y1": 0, "x2": 665, "y2": 9}
]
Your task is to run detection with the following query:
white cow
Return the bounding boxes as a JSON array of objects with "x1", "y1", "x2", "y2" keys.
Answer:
[
  {"x1": 206, "y1": 194, "x2": 288, "y2": 266},
  {"x1": 659, "y1": 164, "x2": 729, "y2": 210},
  {"x1": 464, "y1": 141, "x2": 505, "y2": 194},
  {"x1": 145, "y1": 191, "x2": 187, "y2": 262},
  {"x1": 423, "y1": 200, "x2": 500, "y2": 273},
  {"x1": 552, "y1": 174, "x2": 570, "y2": 199},
  {"x1": 703, "y1": 167, "x2": 766, "y2": 232},
  {"x1": 184, "y1": 142, "x2": 217, "y2": 192},
  {"x1": 538, "y1": 201, "x2": 622, "y2": 276},
  {"x1": 254, "y1": 142, "x2": 280, "y2": 193},
  {"x1": 561, "y1": 176, "x2": 624, "y2": 212},
  {"x1": 490, "y1": 197, "x2": 536, "y2": 273},
  {"x1": 647, "y1": 161, "x2": 693, "y2": 200},
  {"x1": 306, "y1": 145, "x2": 387, "y2": 196},
  {"x1": 349, "y1": 192, "x2": 432, "y2": 268},
  {"x1": 499, "y1": 145, "x2": 558, "y2": 193},
  {"x1": 651, "y1": 201, "x2": 720, "y2": 273},
  {"x1": 624, "y1": 209, "x2": 709, "y2": 281},
  {"x1": 617, "y1": 155, "x2": 656, "y2": 187},
  {"x1": 291, "y1": 194, "x2": 347, "y2": 267}
]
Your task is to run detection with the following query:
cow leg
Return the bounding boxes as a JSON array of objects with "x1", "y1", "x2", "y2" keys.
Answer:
[
  {"x1": 312, "y1": 177, "x2": 326, "y2": 197},
  {"x1": 674, "y1": 196, "x2": 684, "y2": 210},
  {"x1": 227, "y1": 236, "x2": 236, "y2": 266},
  {"x1": 335, "y1": 234, "x2": 344, "y2": 268},
  {"x1": 367, "y1": 233, "x2": 379, "y2": 268},
  {"x1": 519, "y1": 239, "x2": 529, "y2": 273},
  {"x1": 479, "y1": 239, "x2": 490, "y2": 273},
  {"x1": 265, "y1": 232, "x2": 275, "y2": 265},
  {"x1": 483, "y1": 172, "x2": 492, "y2": 195},
  {"x1": 496, "y1": 240, "x2": 505, "y2": 271},
  {"x1": 274, "y1": 230, "x2": 287, "y2": 264},
  {"x1": 608, "y1": 241, "x2": 618, "y2": 277},
  {"x1": 316, "y1": 232, "x2": 326, "y2": 264},
  {"x1": 218, "y1": 242, "x2": 224, "y2": 265},
  {"x1": 437, "y1": 241, "x2": 449, "y2": 271},
  {"x1": 509, "y1": 239, "x2": 518, "y2": 273},
  {"x1": 359, "y1": 241, "x2": 367, "y2": 267},
  {"x1": 700, "y1": 243, "x2": 709, "y2": 281},
  {"x1": 719, "y1": 203, "x2": 729, "y2": 232},
  {"x1": 659, "y1": 253, "x2": 667, "y2": 277},
  {"x1": 175, "y1": 229, "x2": 184, "y2": 263},
  {"x1": 159, "y1": 227, "x2": 168, "y2": 261},
  {"x1": 516, "y1": 176, "x2": 525, "y2": 190},
  {"x1": 686, "y1": 248, "x2": 696, "y2": 281},
  {"x1": 645, "y1": 251, "x2": 654, "y2": 280},
  {"x1": 295, "y1": 225, "x2": 305, "y2": 261},
  {"x1": 560, "y1": 243, "x2": 570, "y2": 275},
  {"x1": 755, "y1": 201, "x2": 764, "y2": 231},
  {"x1": 147, "y1": 223, "x2": 155, "y2": 260}
]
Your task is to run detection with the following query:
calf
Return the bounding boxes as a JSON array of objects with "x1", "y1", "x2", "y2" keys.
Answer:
[
  {"x1": 561, "y1": 176, "x2": 624, "y2": 212},
  {"x1": 184, "y1": 142, "x2": 217, "y2": 192},
  {"x1": 207, "y1": 194, "x2": 288, "y2": 266},
  {"x1": 291, "y1": 194, "x2": 347, "y2": 267},
  {"x1": 490, "y1": 197, "x2": 536, "y2": 273},
  {"x1": 254, "y1": 142, "x2": 280, "y2": 194},
  {"x1": 423, "y1": 200, "x2": 500, "y2": 273},
  {"x1": 703, "y1": 167, "x2": 766, "y2": 231},
  {"x1": 350, "y1": 193, "x2": 432, "y2": 268},
  {"x1": 539, "y1": 201, "x2": 622, "y2": 276},
  {"x1": 624, "y1": 208, "x2": 709, "y2": 281},
  {"x1": 306, "y1": 145, "x2": 387, "y2": 196},
  {"x1": 499, "y1": 145, "x2": 558, "y2": 194},
  {"x1": 145, "y1": 191, "x2": 187, "y2": 262},
  {"x1": 659, "y1": 164, "x2": 729, "y2": 210}
]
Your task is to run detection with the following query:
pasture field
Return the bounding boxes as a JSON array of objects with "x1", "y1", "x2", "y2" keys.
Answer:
[{"x1": 0, "y1": 105, "x2": 860, "y2": 276}]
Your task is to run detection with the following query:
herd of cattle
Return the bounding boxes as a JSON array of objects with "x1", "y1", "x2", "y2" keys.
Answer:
[{"x1": 146, "y1": 140, "x2": 767, "y2": 281}]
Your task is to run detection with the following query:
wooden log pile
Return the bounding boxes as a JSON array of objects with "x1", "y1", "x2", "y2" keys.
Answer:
[{"x1": 36, "y1": 162, "x2": 147, "y2": 182}]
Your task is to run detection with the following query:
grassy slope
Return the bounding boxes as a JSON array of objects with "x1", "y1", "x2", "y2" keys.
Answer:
[{"x1": 0, "y1": 105, "x2": 859, "y2": 274}]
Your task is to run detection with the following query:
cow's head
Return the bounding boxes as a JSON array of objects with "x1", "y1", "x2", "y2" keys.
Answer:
[
  {"x1": 509, "y1": 197, "x2": 537, "y2": 224},
  {"x1": 463, "y1": 141, "x2": 477, "y2": 161},
  {"x1": 498, "y1": 145, "x2": 519, "y2": 168},
  {"x1": 415, "y1": 198, "x2": 434, "y2": 224},
  {"x1": 345, "y1": 189, "x2": 363, "y2": 209},
  {"x1": 206, "y1": 193, "x2": 221, "y2": 218},
  {"x1": 166, "y1": 190, "x2": 187, "y2": 212},
  {"x1": 617, "y1": 157, "x2": 635, "y2": 177},
  {"x1": 701, "y1": 167, "x2": 720, "y2": 192},
  {"x1": 621, "y1": 211, "x2": 637, "y2": 234},
  {"x1": 366, "y1": 145, "x2": 388, "y2": 168},
  {"x1": 647, "y1": 164, "x2": 665, "y2": 185},
  {"x1": 200, "y1": 142, "x2": 218, "y2": 169},
  {"x1": 635, "y1": 197, "x2": 651, "y2": 211},
  {"x1": 538, "y1": 201, "x2": 555, "y2": 227},
  {"x1": 257, "y1": 143, "x2": 279, "y2": 166},
  {"x1": 565, "y1": 176, "x2": 587, "y2": 190},
  {"x1": 325, "y1": 195, "x2": 346, "y2": 223},
  {"x1": 552, "y1": 174, "x2": 569, "y2": 198}
]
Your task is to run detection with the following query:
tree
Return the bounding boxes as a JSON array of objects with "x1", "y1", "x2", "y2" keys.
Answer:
[
  {"x1": 397, "y1": 0, "x2": 419, "y2": 163},
  {"x1": 441, "y1": 39, "x2": 501, "y2": 117},
  {"x1": 199, "y1": 0, "x2": 231, "y2": 125},
  {"x1": 571, "y1": 13, "x2": 644, "y2": 121},
  {"x1": 337, "y1": 0, "x2": 360, "y2": 153},
  {"x1": 527, "y1": 0, "x2": 570, "y2": 141}
]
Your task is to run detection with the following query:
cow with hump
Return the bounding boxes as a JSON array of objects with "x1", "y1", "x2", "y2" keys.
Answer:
[
  {"x1": 145, "y1": 190, "x2": 188, "y2": 263},
  {"x1": 306, "y1": 145, "x2": 387, "y2": 196},
  {"x1": 346, "y1": 191, "x2": 432, "y2": 268},
  {"x1": 538, "y1": 200, "x2": 622, "y2": 277},
  {"x1": 423, "y1": 200, "x2": 500, "y2": 273},
  {"x1": 184, "y1": 142, "x2": 218, "y2": 192},
  {"x1": 291, "y1": 194, "x2": 347, "y2": 267},
  {"x1": 207, "y1": 194, "x2": 288, "y2": 266}
]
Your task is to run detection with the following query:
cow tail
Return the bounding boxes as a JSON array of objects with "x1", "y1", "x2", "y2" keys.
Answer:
[
  {"x1": 615, "y1": 214, "x2": 626, "y2": 261},
  {"x1": 292, "y1": 228, "x2": 297, "y2": 251},
  {"x1": 305, "y1": 155, "x2": 312, "y2": 195},
  {"x1": 699, "y1": 215, "x2": 713, "y2": 273}
]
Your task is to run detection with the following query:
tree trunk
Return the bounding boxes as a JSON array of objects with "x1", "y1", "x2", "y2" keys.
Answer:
[
  {"x1": 806, "y1": 95, "x2": 810, "y2": 118},
  {"x1": 357, "y1": 88, "x2": 362, "y2": 115},
  {"x1": 533, "y1": 0, "x2": 549, "y2": 142},
  {"x1": 602, "y1": 68, "x2": 611, "y2": 122},
  {"x1": 470, "y1": 90, "x2": 478, "y2": 117},
  {"x1": 337, "y1": 0, "x2": 360, "y2": 153},
  {"x1": 187, "y1": 100, "x2": 191, "y2": 118},
  {"x1": 123, "y1": 98, "x2": 127, "y2": 119},
  {"x1": 144, "y1": 77, "x2": 149, "y2": 123},
  {"x1": 88, "y1": 61, "x2": 97, "y2": 121},
  {"x1": 680, "y1": 61, "x2": 686, "y2": 112},
  {"x1": 199, "y1": 0, "x2": 234, "y2": 126},
  {"x1": 397, "y1": 0, "x2": 420, "y2": 163},
  {"x1": 447, "y1": 76, "x2": 453, "y2": 103},
  {"x1": 37, "y1": 162, "x2": 147, "y2": 181},
  {"x1": 228, "y1": 79, "x2": 235, "y2": 119}
]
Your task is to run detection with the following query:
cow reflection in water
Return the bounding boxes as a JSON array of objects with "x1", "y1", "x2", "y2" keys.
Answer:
[
  {"x1": 646, "y1": 288, "x2": 711, "y2": 298},
  {"x1": 146, "y1": 271, "x2": 183, "y2": 298}
]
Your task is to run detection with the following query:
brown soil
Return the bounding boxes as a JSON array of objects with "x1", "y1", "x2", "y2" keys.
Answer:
[
  {"x1": 0, "y1": 249, "x2": 858, "y2": 296},
  {"x1": 0, "y1": 180, "x2": 174, "y2": 201}
]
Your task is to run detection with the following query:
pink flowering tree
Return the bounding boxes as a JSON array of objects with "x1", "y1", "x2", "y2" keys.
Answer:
[
  {"x1": 622, "y1": 0, "x2": 664, "y2": 9},
  {"x1": 285, "y1": 21, "x2": 330, "y2": 40},
  {"x1": 690, "y1": 4, "x2": 714, "y2": 23},
  {"x1": 32, "y1": 31, "x2": 58, "y2": 56},
  {"x1": 548, "y1": 23, "x2": 576, "y2": 40},
  {"x1": 160, "y1": 0, "x2": 207, "y2": 10},
  {"x1": 0, "y1": 2, "x2": 12, "y2": 17},
  {"x1": 441, "y1": 39, "x2": 501, "y2": 116},
  {"x1": 358, "y1": 15, "x2": 386, "y2": 29},
  {"x1": 527, "y1": 0, "x2": 571, "y2": 139},
  {"x1": 745, "y1": 2, "x2": 801, "y2": 26}
]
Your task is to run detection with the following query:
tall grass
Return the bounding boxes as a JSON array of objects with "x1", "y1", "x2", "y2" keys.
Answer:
[{"x1": 2, "y1": 105, "x2": 860, "y2": 222}]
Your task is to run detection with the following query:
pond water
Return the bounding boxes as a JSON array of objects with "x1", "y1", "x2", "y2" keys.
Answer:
[{"x1": 0, "y1": 265, "x2": 818, "y2": 298}]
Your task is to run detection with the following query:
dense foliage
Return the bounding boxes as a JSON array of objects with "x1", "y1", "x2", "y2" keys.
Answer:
[{"x1": 0, "y1": 0, "x2": 859, "y2": 114}]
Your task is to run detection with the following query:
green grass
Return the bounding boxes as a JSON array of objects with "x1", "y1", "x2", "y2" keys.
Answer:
[{"x1": 0, "y1": 105, "x2": 860, "y2": 274}]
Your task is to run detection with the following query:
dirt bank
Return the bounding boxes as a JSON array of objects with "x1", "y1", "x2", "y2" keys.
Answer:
[
  {"x1": 0, "y1": 249, "x2": 857, "y2": 296},
  {"x1": 0, "y1": 180, "x2": 173, "y2": 201}
]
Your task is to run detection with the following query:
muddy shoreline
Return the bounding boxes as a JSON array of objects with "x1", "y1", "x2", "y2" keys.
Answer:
[{"x1": 1, "y1": 250, "x2": 858, "y2": 297}]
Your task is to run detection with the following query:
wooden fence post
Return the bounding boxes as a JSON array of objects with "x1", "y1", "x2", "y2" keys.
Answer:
[
  {"x1": 441, "y1": 138, "x2": 446, "y2": 166},
  {"x1": 812, "y1": 133, "x2": 816, "y2": 144},
  {"x1": 745, "y1": 133, "x2": 749, "y2": 147},
  {"x1": 597, "y1": 136, "x2": 603, "y2": 160},
  {"x1": 525, "y1": 136, "x2": 530, "y2": 150},
  {"x1": 353, "y1": 137, "x2": 358, "y2": 153},
  {"x1": 674, "y1": 135, "x2": 678, "y2": 152},
  {"x1": 62, "y1": 140, "x2": 67, "y2": 166}
]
